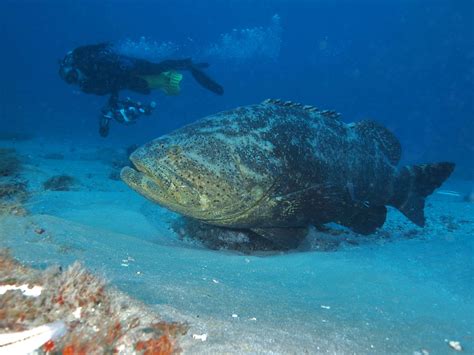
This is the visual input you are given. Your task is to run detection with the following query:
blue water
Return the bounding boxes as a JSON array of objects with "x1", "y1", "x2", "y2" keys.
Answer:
[
  {"x1": 2, "y1": 1, "x2": 473, "y2": 174},
  {"x1": 1, "y1": 0, "x2": 473, "y2": 353}
]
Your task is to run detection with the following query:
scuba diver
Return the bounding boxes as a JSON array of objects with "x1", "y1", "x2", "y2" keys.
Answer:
[{"x1": 58, "y1": 42, "x2": 224, "y2": 136}]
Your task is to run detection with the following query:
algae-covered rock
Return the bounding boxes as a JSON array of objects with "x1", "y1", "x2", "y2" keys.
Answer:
[
  {"x1": 43, "y1": 175, "x2": 76, "y2": 191},
  {"x1": 0, "y1": 148, "x2": 21, "y2": 177}
]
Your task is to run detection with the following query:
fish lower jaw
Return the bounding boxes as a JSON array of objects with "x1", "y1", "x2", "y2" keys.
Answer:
[{"x1": 120, "y1": 166, "x2": 197, "y2": 214}]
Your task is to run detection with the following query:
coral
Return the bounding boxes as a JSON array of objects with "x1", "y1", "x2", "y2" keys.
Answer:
[
  {"x1": 0, "y1": 148, "x2": 21, "y2": 177},
  {"x1": 0, "y1": 321, "x2": 66, "y2": 353},
  {"x1": 0, "y1": 201, "x2": 28, "y2": 216},
  {"x1": 43, "y1": 175, "x2": 76, "y2": 191},
  {"x1": 0, "y1": 250, "x2": 187, "y2": 353},
  {"x1": 135, "y1": 335, "x2": 173, "y2": 355},
  {"x1": 0, "y1": 148, "x2": 29, "y2": 215},
  {"x1": 151, "y1": 321, "x2": 189, "y2": 338},
  {"x1": 0, "y1": 182, "x2": 28, "y2": 200},
  {"x1": 0, "y1": 181, "x2": 29, "y2": 216}
]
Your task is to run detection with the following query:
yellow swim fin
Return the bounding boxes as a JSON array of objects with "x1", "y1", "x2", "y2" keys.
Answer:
[{"x1": 140, "y1": 71, "x2": 183, "y2": 95}]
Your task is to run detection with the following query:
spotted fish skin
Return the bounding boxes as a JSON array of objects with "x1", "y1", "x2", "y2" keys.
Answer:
[{"x1": 121, "y1": 99, "x2": 454, "y2": 242}]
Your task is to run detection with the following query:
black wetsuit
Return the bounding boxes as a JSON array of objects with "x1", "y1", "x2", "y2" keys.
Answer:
[
  {"x1": 59, "y1": 43, "x2": 223, "y2": 137},
  {"x1": 59, "y1": 43, "x2": 224, "y2": 96}
]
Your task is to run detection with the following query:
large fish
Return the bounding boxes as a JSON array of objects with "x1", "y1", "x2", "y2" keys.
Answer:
[{"x1": 121, "y1": 99, "x2": 454, "y2": 248}]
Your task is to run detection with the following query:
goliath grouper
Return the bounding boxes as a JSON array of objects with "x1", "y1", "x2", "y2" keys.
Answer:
[{"x1": 121, "y1": 99, "x2": 455, "y2": 248}]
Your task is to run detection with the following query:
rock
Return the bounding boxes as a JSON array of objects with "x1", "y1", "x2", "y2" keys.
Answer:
[
  {"x1": 43, "y1": 175, "x2": 76, "y2": 191},
  {"x1": 0, "y1": 148, "x2": 21, "y2": 177}
]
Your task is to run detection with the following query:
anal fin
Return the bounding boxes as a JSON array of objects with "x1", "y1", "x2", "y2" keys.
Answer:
[{"x1": 341, "y1": 205, "x2": 387, "y2": 235}]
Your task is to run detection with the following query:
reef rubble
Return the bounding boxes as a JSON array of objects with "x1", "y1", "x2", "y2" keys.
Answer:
[{"x1": 0, "y1": 250, "x2": 187, "y2": 354}]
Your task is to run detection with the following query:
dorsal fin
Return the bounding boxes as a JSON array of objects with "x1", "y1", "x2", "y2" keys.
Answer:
[
  {"x1": 261, "y1": 98, "x2": 283, "y2": 105},
  {"x1": 261, "y1": 99, "x2": 339, "y2": 119},
  {"x1": 320, "y1": 110, "x2": 341, "y2": 119},
  {"x1": 353, "y1": 120, "x2": 401, "y2": 165}
]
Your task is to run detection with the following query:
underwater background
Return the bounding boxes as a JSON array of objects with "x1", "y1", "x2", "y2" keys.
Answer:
[
  {"x1": 1, "y1": 0, "x2": 473, "y2": 175},
  {"x1": 1, "y1": 0, "x2": 473, "y2": 354}
]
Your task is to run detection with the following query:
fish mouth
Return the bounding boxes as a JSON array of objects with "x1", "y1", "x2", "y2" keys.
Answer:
[
  {"x1": 120, "y1": 162, "x2": 197, "y2": 214},
  {"x1": 129, "y1": 149, "x2": 199, "y2": 195}
]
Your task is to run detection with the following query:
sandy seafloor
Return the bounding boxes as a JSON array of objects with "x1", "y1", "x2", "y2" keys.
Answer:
[{"x1": 1, "y1": 136, "x2": 473, "y2": 354}]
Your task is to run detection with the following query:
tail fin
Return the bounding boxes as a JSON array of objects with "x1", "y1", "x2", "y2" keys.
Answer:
[
  {"x1": 190, "y1": 67, "x2": 224, "y2": 95},
  {"x1": 139, "y1": 71, "x2": 183, "y2": 95},
  {"x1": 391, "y1": 162, "x2": 455, "y2": 226}
]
